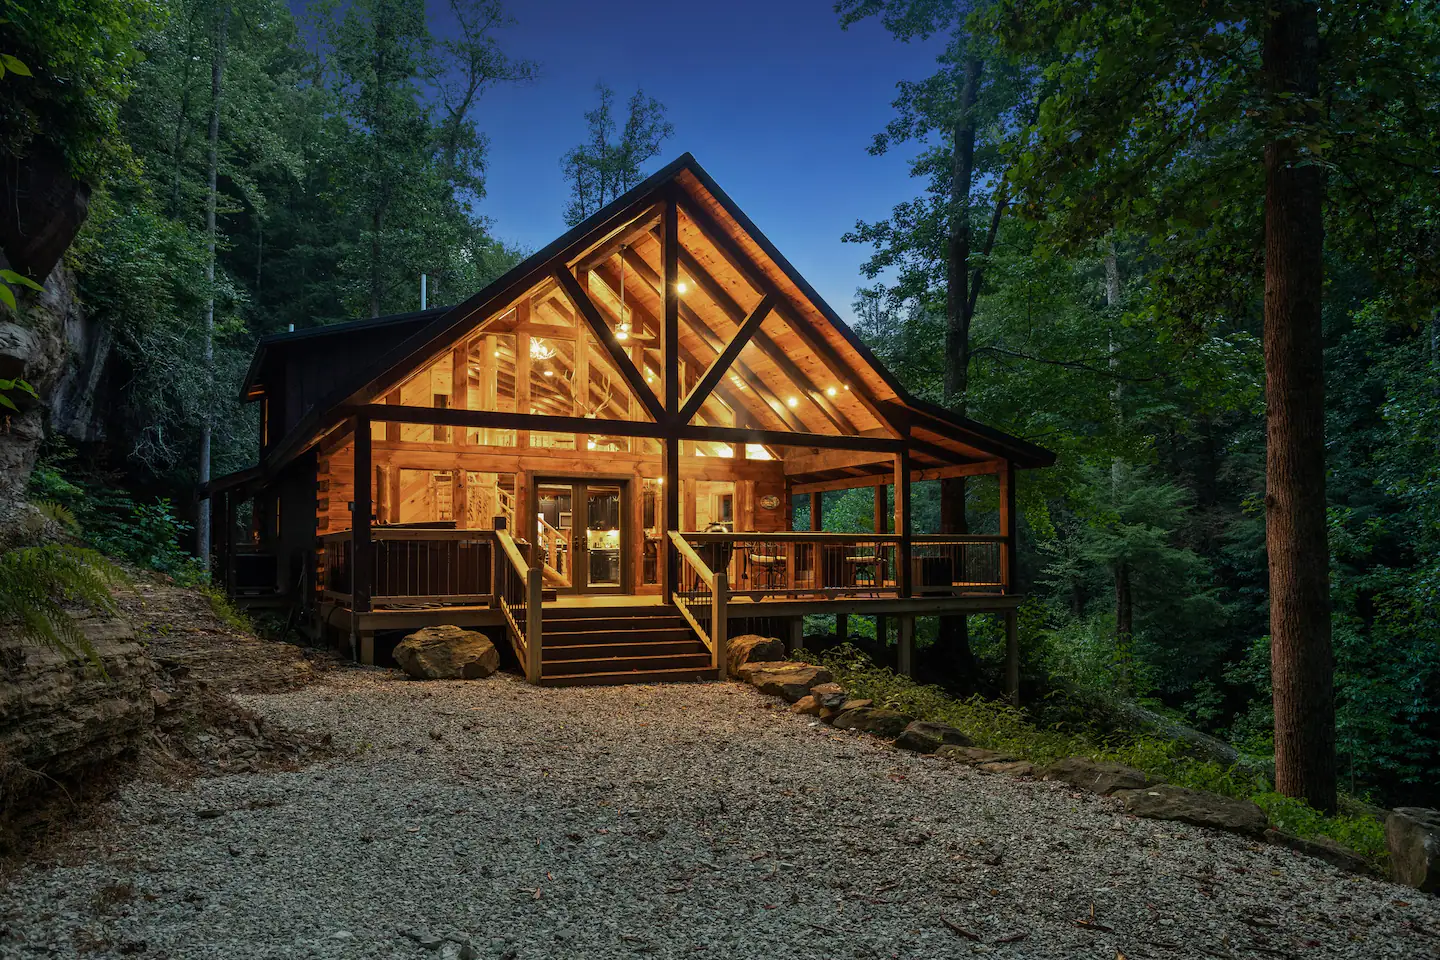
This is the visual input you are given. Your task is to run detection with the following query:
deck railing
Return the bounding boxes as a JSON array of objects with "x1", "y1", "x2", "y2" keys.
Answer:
[
  {"x1": 677, "y1": 531, "x2": 1008, "y2": 598},
  {"x1": 669, "y1": 531, "x2": 728, "y2": 680},
  {"x1": 911, "y1": 535, "x2": 1006, "y2": 594},
  {"x1": 316, "y1": 528, "x2": 495, "y2": 606},
  {"x1": 495, "y1": 527, "x2": 542, "y2": 683},
  {"x1": 318, "y1": 531, "x2": 352, "y2": 601}
]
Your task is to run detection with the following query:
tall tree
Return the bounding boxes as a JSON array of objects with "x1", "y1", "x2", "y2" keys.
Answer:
[
  {"x1": 560, "y1": 83, "x2": 673, "y2": 226},
  {"x1": 196, "y1": 0, "x2": 231, "y2": 563},
  {"x1": 1260, "y1": 0, "x2": 1332, "y2": 811},
  {"x1": 837, "y1": 0, "x2": 1026, "y2": 684},
  {"x1": 992, "y1": 0, "x2": 1440, "y2": 811}
]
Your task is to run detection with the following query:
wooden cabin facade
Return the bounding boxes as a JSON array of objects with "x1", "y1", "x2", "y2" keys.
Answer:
[{"x1": 208, "y1": 155, "x2": 1054, "y2": 689}]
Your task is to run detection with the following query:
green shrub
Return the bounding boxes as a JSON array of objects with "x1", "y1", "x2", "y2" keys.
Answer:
[
  {"x1": 29, "y1": 460, "x2": 204, "y2": 582},
  {"x1": 803, "y1": 642, "x2": 1385, "y2": 861}
]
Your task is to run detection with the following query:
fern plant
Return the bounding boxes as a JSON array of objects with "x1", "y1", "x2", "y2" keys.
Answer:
[{"x1": 0, "y1": 545, "x2": 122, "y2": 663}]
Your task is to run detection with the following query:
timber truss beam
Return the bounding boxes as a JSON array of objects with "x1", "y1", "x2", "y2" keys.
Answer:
[{"x1": 670, "y1": 195, "x2": 902, "y2": 438}]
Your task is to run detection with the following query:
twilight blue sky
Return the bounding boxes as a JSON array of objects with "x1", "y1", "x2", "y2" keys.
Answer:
[{"x1": 414, "y1": 0, "x2": 945, "y2": 321}]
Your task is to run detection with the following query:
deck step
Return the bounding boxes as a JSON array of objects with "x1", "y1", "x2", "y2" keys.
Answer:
[
  {"x1": 542, "y1": 626, "x2": 694, "y2": 646},
  {"x1": 538, "y1": 666, "x2": 718, "y2": 687},
  {"x1": 540, "y1": 604, "x2": 675, "y2": 621},
  {"x1": 540, "y1": 652, "x2": 713, "y2": 677},
  {"x1": 542, "y1": 640, "x2": 704, "y2": 661}
]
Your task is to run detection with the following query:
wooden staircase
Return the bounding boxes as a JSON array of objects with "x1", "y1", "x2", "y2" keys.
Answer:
[{"x1": 537, "y1": 604, "x2": 718, "y2": 687}]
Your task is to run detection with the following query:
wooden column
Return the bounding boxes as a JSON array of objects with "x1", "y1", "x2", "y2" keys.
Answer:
[
  {"x1": 516, "y1": 302, "x2": 532, "y2": 448},
  {"x1": 786, "y1": 616, "x2": 803, "y2": 654},
  {"x1": 353, "y1": 416, "x2": 374, "y2": 663},
  {"x1": 661, "y1": 194, "x2": 681, "y2": 598},
  {"x1": 999, "y1": 460, "x2": 1017, "y2": 593},
  {"x1": 898, "y1": 615, "x2": 914, "y2": 677},
  {"x1": 663, "y1": 442, "x2": 679, "y2": 596},
  {"x1": 894, "y1": 449, "x2": 912, "y2": 598},
  {"x1": 873, "y1": 483, "x2": 887, "y2": 642},
  {"x1": 1005, "y1": 609, "x2": 1020, "y2": 705},
  {"x1": 809, "y1": 491, "x2": 823, "y2": 531},
  {"x1": 663, "y1": 195, "x2": 680, "y2": 418}
]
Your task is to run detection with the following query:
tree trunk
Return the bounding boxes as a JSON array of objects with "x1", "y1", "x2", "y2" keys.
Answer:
[
  {"x1": 1114, "y1": 559, "x2": 1133, "y2": 694},
  {"x1": 196, "y1": 1, "x2": 230, "y2": 567},
  {"x1": 1262, "y1": 0, "x2": 1335, "y2": 813},
  {"x1": 938, "y1": 50, "x2": 984, "y2": 685}
]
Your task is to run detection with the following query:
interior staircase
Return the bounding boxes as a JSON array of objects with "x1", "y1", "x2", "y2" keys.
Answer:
[{"x1": 537, "y1": 604, "x2": 718, "y2": 687}]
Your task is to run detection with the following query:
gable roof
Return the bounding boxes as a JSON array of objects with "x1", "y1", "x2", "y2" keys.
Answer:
[{"x1": 255, "y1": 153, "x2": 1055, "y2": 473}]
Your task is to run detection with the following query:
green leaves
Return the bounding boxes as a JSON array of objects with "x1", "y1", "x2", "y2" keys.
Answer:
[
  {"x1": 0, "y1": 377, "x2": 39, "y2": 413},
  {"x1": 0, "y1": 52, "x2": 32, "y2": 78}
]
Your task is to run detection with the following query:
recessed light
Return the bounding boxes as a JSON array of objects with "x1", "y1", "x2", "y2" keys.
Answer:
[
  {"x1": 676, "y1": 281, "x2": 688, "y2": 294},
  {"x1": 786, "y1": 396, "x2": 799, "y2": 408},
  {"x1": 825, "y1": 386, "x2": 837, "y2": 397},
  {"x1": 543, "y1": 369, "x2": 554, "y2": 377}
]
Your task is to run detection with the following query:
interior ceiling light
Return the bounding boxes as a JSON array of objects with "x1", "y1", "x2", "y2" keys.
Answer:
[
  {"x1": 825, "y1": 386, "x2": 838, "y2": 397},
  {"x1": 543, "y1": 369, "x2": 554, "y2": 377},
  {"x1": 676, "y1": 280, "x2": 688, "y2": 294},
  {"x1": 530, "y1": 338, "x2": 556, "y2": 361},
  {"x1": 786, "y1": 396, "x2": 799, "y2": 408}
]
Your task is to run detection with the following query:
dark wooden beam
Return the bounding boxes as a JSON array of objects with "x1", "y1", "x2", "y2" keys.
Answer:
[
  {"x1": 675, "y1": 245, "x2": 857, "y2": 434},
  {"x1": 359, "y1": 403, "x2": 667, "y2": 439},
  {"x1": 679, "y1": 294, "x2": 774, "y2": 423},
  {"x1": 553, "y1": 267, "x2": 666, "y2": 423},
  {"x1": 353, "y1": 414, "x2": 373, "y2": 614},
  {"x1": 575, "y1": 204, "x2": 663, "y2": 271},
  {"x1": 894, "y1": 448, "x2": 912, "y2": 598},
  {"x1": 674, "y1": 206, "x2": 899, "y2": 436},
  {"x1": 678, "y1": 423, "x2": 904, "y2": 453},
  {"x1": 619, "y1": 244, "x2": 801, "y2": 432},
  {"x1": 999, "y1": 461, "x2": 1017, "y2": 593},
  {"x1": 663, "y1": 194, "x2": 680, "y2": 420}
]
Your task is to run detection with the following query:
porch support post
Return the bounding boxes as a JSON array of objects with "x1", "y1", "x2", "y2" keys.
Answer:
[
  {"x1": 873, "y1": 483, "x2": 887, "y2": 643},
  {"x1": 786, "y1": 616, "x2": 803, "y2": 654},
  {"x1": 809, "y1": 492, "x2": 823, "y2": 531},
  {"x1": 712, "y1": 570, "x2": 728, "y2": 681},
  {"x1": 898, "y1": 615, "x2": 914, "y2": 677},
  {"x1": 663, "y1": 440, "x2": 679, "y2": 596},
  {"x1": 353, "y1": 414, "x2": 374, "y2": 665},
  {"x1": 1005, "y1": 609, "x2": 1020, "y2": 706},
  {"x1": 998, "y1": 460, "x2": 1017, "y2": 592},
  {"x1": 894, "y1": 449, "x2": 912, "y2": 598},
  {"x1": 662, "y1": 192, "x2": 681, "y2": 597},
  {"x1": 222, "y1": 491, "x2": 237, "y2": 597}
]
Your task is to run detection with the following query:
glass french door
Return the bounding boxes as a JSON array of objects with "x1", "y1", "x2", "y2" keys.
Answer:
[{"x1": 533, "y1": 479, "x2": 625, "y2": 594}]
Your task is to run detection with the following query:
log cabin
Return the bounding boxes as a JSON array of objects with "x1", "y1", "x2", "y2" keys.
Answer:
[{"x1": 207, "y1": 154, "x2": 1054, "y2": 690}]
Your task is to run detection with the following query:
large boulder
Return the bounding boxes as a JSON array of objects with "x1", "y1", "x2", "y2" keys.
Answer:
[
  {"x1": 1113, "y1": 784, "x2": 1268, "y2": 836},
  {"x1": 1386, "y1": 807, "x2": 1440, "y2": 892},
  {"x1": 894, "y1": 720, "x2": 973, "y2": 754},
  {"x1": 832, "y1": 706, "x2": 913, "y2": 738},
  {"x1": 740, "y1": 662, "x2": 832, "y2": 702},
  {"x1": 393, "y1": 626, "x2": 499, "y2": 680},
  {"x1": 726, "y1": 634, "x2": 785, "y2": 674},
  {"x1": 1042, "y1": 756, "x2": 1155, "y2": 796}
]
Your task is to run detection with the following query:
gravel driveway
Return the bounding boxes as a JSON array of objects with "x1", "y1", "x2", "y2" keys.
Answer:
[{"x1": 3, "y1": 670, "x2": 1437, "y2": 959}]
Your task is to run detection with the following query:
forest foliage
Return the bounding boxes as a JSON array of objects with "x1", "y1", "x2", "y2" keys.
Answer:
[{"x1": 1, "y1": 0, "x2": 1437, "y2": 814}]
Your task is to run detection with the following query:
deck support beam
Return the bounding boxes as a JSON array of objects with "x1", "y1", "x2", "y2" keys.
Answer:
[
  {"x1": 898, "y1": 615, "x2": 914, "y2": 677},
  {"x1": 786, "y1": 616, "x2": 803, "y2": 654},
  {"x1": 1005, "y1": 609, "x2": 1020, "y2": 705}
]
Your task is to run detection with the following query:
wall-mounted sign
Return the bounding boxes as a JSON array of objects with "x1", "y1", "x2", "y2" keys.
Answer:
[{"x1": 758, "y1": 494, "x2": 781, "y2": 510}]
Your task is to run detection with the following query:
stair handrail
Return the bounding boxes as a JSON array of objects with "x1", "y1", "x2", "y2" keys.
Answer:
[
  {"x1": 496, "y1": 527, "x2": 543, "y2": 683},
  {"x1": 667, "y1": 531, "x2": 728, "y2": 680}
]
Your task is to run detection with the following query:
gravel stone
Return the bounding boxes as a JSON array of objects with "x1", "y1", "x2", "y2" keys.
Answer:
[{"x1": 1, "y1": 669, "x2": 1435, "y2": 959}]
